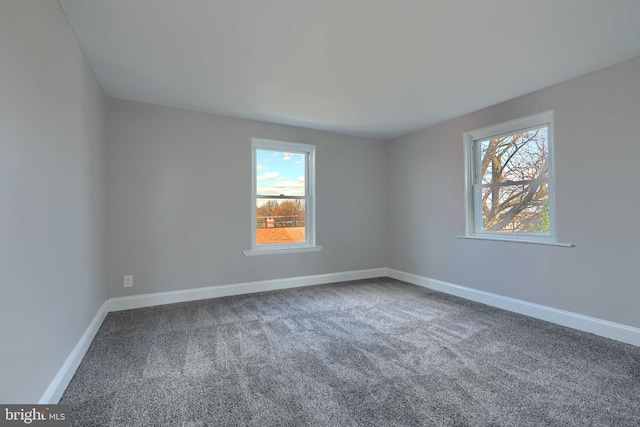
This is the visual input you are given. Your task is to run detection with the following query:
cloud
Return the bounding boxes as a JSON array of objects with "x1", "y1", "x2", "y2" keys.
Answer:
[
  {"x1": 257, "y1": 179, "x2": 305, "y2": 196},
  {"x1": 257, "y1": 171, "x2": 280, "y2": 181},
  {"x1": 283, "y1": 152, "x2": 293, "y2": 160},
  {"x1": 256, "y1": 165, "x2": 264, "y2": 171},
  {"x1": 298, "y1": 176, "x2": 305, "y2": 182}
]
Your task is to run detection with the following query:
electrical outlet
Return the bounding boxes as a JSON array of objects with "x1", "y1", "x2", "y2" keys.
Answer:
[{"x1": 124, "y1": 275, "x2": 133, "y2": 288}]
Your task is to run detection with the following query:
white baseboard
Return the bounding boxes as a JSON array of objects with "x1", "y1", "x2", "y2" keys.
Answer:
[
  {"x1": 38, "y1": 301, "x2": 109, "y2": 404},
  {"x1": 39, "y1": 266, "x2": 639, "y2": 404},
  {"x1": 107, "y1": 268, "x2": 388, "y2": 312},
  {"x1": 387, "y1": 268, "x2": 640, "y2": 347},
  {"x1": 38, "y1": 268, "x2": 385, "y2": 403}
]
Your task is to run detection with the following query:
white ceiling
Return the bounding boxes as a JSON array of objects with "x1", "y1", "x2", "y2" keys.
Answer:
[{"x1": 58, "y1": 0, "x2": 640, "y2": 140}]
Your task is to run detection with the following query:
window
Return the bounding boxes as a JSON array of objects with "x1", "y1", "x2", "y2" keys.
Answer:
[
  {"x1": 244, "y1": 138, "x2": 320, "y2": 255},
  {"x1": 463, "y1": 111, "x2": 558, "y2": 244}
]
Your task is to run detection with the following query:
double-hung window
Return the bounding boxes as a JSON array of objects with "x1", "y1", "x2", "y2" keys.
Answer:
[
  {"x1": 244, "y1": 138, "x2": 319, "y2": 255},
  {"x1": 463, "y1": 111, "x2": 561, "y2": 244}
]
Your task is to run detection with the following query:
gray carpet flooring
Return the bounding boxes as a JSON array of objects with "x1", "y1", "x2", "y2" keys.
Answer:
[{"x1": 61, "y1": 278, "x2": 640, "y2": 426}]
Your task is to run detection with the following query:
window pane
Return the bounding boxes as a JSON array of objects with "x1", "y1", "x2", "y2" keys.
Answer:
[
  {"x1": 480, "y1": 126, "x2": 549, "y2": 185},
  {"x1": 256, "y1": 198, "x2": 306, "y2": 245},
  {"x1": 481, "y1": 182, "x2": 550, "y2": 234},
  {"x1": 256, "y1": 150, "x2": 306, "y2": 196}
]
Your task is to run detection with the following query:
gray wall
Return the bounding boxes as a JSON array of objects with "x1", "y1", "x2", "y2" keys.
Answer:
[
  {"x1": 0, "y1": 0, "x2": 108, "y2": 402},
  {"x1": 387, "y1": 56, "x2": 640, "y2": 328},
  {"x1": 106, "y1": 99, "x2": 387, "y2": 298}
]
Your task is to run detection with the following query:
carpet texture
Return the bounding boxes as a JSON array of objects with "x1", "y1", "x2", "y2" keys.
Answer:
[{"x1": 61, "y1": 278, "x2": 640, "y2": 426}]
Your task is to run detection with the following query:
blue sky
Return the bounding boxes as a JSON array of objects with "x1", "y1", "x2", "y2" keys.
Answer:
[{"x1": 256, "y1": 150, "x2": 306, "y2": 196}]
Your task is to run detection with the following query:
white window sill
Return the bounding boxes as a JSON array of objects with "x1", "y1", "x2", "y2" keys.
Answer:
[
  {"x1": 456, "y1": 235, "x2": 574, "y2": 247},
  {"x1": 243, "y1": 246, "x2": 323, "y2": 256}
]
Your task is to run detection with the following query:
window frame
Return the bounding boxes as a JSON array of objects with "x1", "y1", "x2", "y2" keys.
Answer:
[
  {"x1": 245, "y1": 138, "x2": 319, "y2": 255},
  {"x1": 463, "y1": 110, "x2": 559, "y2": 245}
]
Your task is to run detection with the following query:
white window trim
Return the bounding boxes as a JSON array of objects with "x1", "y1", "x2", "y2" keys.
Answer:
[
  {"x1": 243, "y1": 138, "x2": 321, "y2": 256},
  {"x1": 461, "y1": 110, "x2": 571, "y2": 247}
]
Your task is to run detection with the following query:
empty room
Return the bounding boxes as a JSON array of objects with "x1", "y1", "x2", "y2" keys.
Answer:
[{"x1": 2, "y1": 0, "x2": 640, "y2": 425}]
